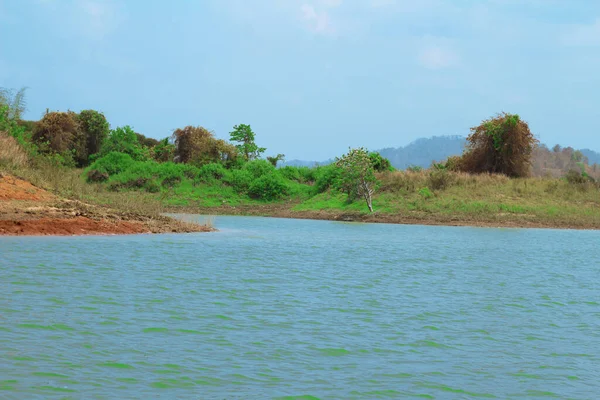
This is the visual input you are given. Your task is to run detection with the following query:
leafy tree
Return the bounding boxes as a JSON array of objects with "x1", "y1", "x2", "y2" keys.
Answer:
[
  {"x1": 266, "y1": 154, "x2": 285, "y2": 167},
  {"x1": 98, "y1": 125, "x2": 149, "y2": 161},
  {"x1": 457, "y1": 113, "x2": 538, "y2": 177},
  {"x1": 172, "y1": 126, "x2": 237, "y2": 167},
  {"x1": 78, "y1": 109, "x2": 110, "y2": 160},
  {"x1": 335, "y1": 147, "x2": 377, "y2": 212},
  {"x1": 229, "y1": 124, "x2": 265, "y2": 161},
  {"x1": 552, "y1": 144, "x2": 561, "y2": 153}
]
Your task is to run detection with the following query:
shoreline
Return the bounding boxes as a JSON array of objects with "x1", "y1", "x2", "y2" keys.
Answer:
[{"x1": 167, "y1": 204, "x2": 600, "y2": 231}]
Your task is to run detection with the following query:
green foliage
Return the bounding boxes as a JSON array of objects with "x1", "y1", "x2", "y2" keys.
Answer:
[
  {"x1": 224, "y1": 168, "x2": 254, "y2": 193},
  {"x1": 266, "y1": 154, "x2": 285, "y2": 167},
  {"x1": 99, "y1": 126, "x2": 149, "y2": 161},
  {"x1": 278, "y1": 166, "x2": 316, "y2": 183},
  {"x1": 248, "y1": 173, "x2": 289, "y2": 201},
  {"x1": 243, "y1": 159, "x2": 275, "y2": 179},
  {"x1": 153, "y1": 138, "x2": 175, "y2": 162},
  {"x1": 198, "y1": 163, "x2": 228, "y2": 182},
  {"x1": 418, "y1": 187, "x2": 434, "y2": 199},
  {"x1": 335, "y1": 147, "x2": 377, "y2": 212},
  {"x1": 78, "y1": 109, "x2": 109, "y2": 159},
  {"x1": 87, "y1": 152, "x2": 136, "y2": 178},
  {"x1": 0, "y1": 105, "x2": 36, "y2": 155},
  {"x1": 229, "y1": 124, "x2": 266, "y2": 161},
  {"x1": 313, "y1": 164, "x2": 342, "y2": 193},
  {"x1": 369, "y1": 152, "x2": 393, "y2": 172}
]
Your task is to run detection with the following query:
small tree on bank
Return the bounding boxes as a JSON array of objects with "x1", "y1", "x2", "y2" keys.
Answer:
[
  {"x1": 229, "y1": 124, "x2": 265, "y2": 161},
  {"x1": 456, "y1": 113, "x2": 538, "y2": 177},
  {"x1": 336, "y1": 147, "x2": 377, "y2": 213}
]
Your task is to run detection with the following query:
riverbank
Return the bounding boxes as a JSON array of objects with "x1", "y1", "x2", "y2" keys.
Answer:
[
  {"x1": 170, "y1": 203, "x2": 600, "y2": 230},
  {"x1": 0, "y1": 174, "x2": 213, "y2": 236}
]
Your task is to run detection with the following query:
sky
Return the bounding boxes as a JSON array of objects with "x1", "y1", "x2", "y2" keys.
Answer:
[{"x1": 1, "y1": 0, "x2": 600, "y2": 160}]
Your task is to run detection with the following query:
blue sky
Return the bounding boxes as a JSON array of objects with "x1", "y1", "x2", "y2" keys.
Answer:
[{"x1": 1, "y1": 0, "x2": 600, "y2": 160}]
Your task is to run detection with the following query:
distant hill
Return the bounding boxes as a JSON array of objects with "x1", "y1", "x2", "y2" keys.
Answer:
[
  {"x1": 282, "y1": 136, "x2": 466, "y2": 170},
  {"x1": 282, "y1": 136, "x2": 600, "y2": 176},
  {"x1": 377, "y1": 136, "x2": 466, "y2": 169}
]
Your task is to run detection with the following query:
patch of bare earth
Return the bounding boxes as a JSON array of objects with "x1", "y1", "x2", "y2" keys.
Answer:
[{"x1": 0, "y1": 173, "x2": 213, "y2": 236}]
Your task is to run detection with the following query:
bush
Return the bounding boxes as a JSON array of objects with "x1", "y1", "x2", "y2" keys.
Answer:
[
  {"x1": 248, "y1": 173, "x2": 289, "y2": 200},
  {"x1": 369, "y1": 152, "x2": 393, "y2": 172},
  {"x1": 428, "y1": 169, "x2": 453, "y2": 190},
  {"x1": 199, "y1": 163, "x2": 228, "y2": 182},
  {"x1": 279, "y1": 166, "x2": 316, "y2": 183},
  {"x1": 243, "y1": 159, "x2": 275, "y2": 179},
  {"x1": 224, "y1": 169, "x2": 254, "y2": 193},
  {"x1": 86, "y1": 169, "x2": 109, "y2": 182},
  {"x1": 33, "y1": 111, "x2": 84, "y2": 163},
  {"x1": 457, "y1": 113, "x2": 538, "y2": 177},
  {"x1": 418, "y1": 187, "x2": 434, "y2": 199},
  {"x1": 565, "y1": 169, "x2": 587, "y2": 185},
  {"x1": 172, "y1": 126, "x2": 237, "y2": 166},
  {"x1": 313, "y1": 164, "x2": 342, "y2": 193},
  {"x1": 86, "y1": 152, "x2": 135, "y2": 178},
  {"x1": 98, "y1": 126, "x2": 149, "y2": 161}
]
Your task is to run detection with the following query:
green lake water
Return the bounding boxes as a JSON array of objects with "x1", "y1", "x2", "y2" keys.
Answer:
[{"x1": 1, "y1": 215, "x2": 599, "y2": 399}]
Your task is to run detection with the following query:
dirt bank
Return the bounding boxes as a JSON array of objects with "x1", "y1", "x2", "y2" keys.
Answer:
[{"x1": 0, "y1": 174, "x2": 212, "y2": 236}]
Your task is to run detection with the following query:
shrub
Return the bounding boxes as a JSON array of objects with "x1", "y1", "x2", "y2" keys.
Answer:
[
  {"x1": 199, "y1": 163, "x2": 228, "y2": 182},
  {"x1": 33, "y1": 111, "x2": 83, "y2": 159},
  {"x1": 172, "y1": 126, "x2": 237, "y2": 166},
  {"x1": 279, "y1": 166, "x2": 301, "y2": 181},
  {"x1": 418, "y1": 187, "x2": 434, "y2": 199},
  {"x1": 86, "y1": 169, "x2": 109, "y2": 182},
  {"x1": 243, "y1": 159, "x2": 275, "y2": 179},
  {"x1": 457, "y1": 113, "x2": 538, "y2": 177},
  {"x1": 369, "y1": 152, "x2": 393, "y2": 172},
  {"x1": 248, "y1": 173, "x2": 289, "y2": 200},
  {"x1": 98, "y1": 126, "x2": 149, "y2": 161},
  {"x1": 86, "y1": 152, "x2": 135, "y2": 178},
  {"x1": 565, "y1": 169, "x2": 587, "y2": 185},
  {"x1": 428, "y1": 169, "x2": 454, "y2": 190},
  {"x1": 313, "y1": 164, "x2": 342, "y2": 193},
  {"x1": 224, "y1": 169, "x2": 254, "y2": 193}
]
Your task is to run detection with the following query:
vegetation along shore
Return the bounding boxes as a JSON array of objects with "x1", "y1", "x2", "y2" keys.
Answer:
[{"x1": 2, "y1": 86, "x2": 600, "y2": 233}]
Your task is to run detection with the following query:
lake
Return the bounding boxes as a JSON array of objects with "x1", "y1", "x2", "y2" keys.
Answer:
[{"x1": 1, "y1": 215, "x2": 599, "y2": 399}]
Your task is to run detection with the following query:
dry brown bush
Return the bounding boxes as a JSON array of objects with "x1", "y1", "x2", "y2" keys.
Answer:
[
  {"x1": 172, "y1": 126, "x2": 237, "y2": 166},
  {"x1": 456, "y1": 113, "x2": 538, "y2": 177},
  {"x1": 33, "y1": 111, "x2": 83, "y2": 156}
]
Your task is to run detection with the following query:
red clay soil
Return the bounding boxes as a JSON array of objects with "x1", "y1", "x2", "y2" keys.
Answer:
[
  {"x1": 0, "y1": 174, "x2": 54, "y2": 201},
  {"x1": 0, "y1": 173, "x2": 211, "y2": 236},
  {"x1": 0, "y1": 217, "x2": 148, "y2": 236}
]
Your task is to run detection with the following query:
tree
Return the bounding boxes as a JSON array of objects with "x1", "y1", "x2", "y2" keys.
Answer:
[
  {"x1": 78, "y1": 109, "x2": 110, "y2": 159},
  {"x1": 266, "y1": 154, "x2": 285, "y2": 167},
  {"x1": 229, "y1": 124, "x2": 265, "y2": 161},
  {"x1": 457, "y1": 113, "x2": 538, "y2": 177},
  {"x1": 0, "y1": 87, "x2": 27, "y2": 120},
  {"x1": 335, "y1": 147, "x2": 377, "y2": 213},
  {"x1": 33, "y1": 111, "x2": 82, "y2": 155},
  {"x1": 172, "y1": 126, "x2": 237, "y2": 166},
  {"x1": 98, "y1": 125, "x2": 149, "y2": 161},
  {"x1": 369, "y1": 152, "x2": 392, "y2": 172}
]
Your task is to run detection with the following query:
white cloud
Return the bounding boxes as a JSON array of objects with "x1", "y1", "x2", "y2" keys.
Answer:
[
  {"x1": 418, "y1": 45, "x2": 459, "y2": 70},
  {"x1": 561, "y1": 18, "x2": 600, "y2": 47},
  {"x1": 300, "y1": 3, "x2": 334, "y2": 34}
]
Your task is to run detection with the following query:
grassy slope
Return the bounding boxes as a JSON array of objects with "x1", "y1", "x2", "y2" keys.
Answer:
[{"x1": 10, "y1": 163, "x2": 600, "y2": 229}]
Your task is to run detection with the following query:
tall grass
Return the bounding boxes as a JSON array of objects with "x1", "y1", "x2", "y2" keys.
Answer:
[{"x1": 0, "y1": 131, "x2": 28, "y2": 169}]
